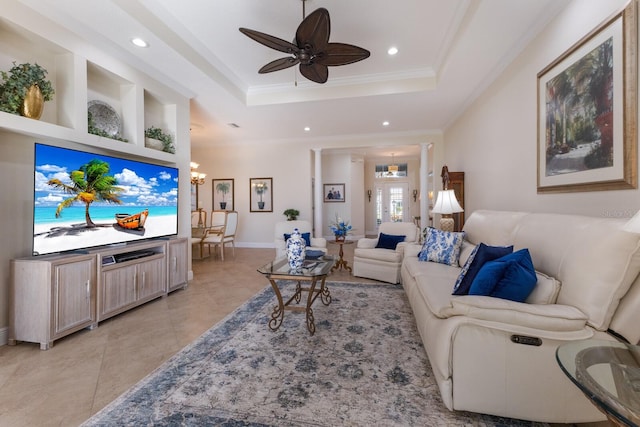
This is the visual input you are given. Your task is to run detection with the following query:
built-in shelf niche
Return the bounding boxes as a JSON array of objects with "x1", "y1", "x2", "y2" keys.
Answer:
[
  {"x1": 87, "y1": 61, "x2": 137, "y2": 144},
  {"x1": 144, "y1": 89, "x2": 177, "y2": 153},
  {"x1": 0, "y1": 18, "x2": 75, "y2": 130}
]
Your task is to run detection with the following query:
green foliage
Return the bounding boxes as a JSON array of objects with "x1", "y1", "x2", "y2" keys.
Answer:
[
  {"x1": 88, "y1": 111, "x2": 128, "y2": 142},
  {"x1": 283, "y1": 208, "x2": 299, "y2": 220},
  {"x1": 145, "y1": 126, "x2": 175, "y2": 154},
  {"x1": 0, "y1": 62, "x2": 54, "y2": 115},
  {"x1": 216, "y1": 182, "x2": 230, "y2": 200},
  {"x1": 46, "y1": 159, "x2": 123, "y2": 227}
]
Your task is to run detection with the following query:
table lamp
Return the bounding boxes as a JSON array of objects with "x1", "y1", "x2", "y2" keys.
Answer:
[{"x1": 431, "y1": 189, "x2": 463, "y2": 232}]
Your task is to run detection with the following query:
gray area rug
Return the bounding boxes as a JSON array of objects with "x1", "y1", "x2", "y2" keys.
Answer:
[{"x1": 82, "y1": 281, "x2": 548, "y2": 426}]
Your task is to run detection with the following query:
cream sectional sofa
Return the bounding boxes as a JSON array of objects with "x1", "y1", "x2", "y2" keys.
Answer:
[{"x1": 400, "y1": 210, "x2": 640, "y2": 423}]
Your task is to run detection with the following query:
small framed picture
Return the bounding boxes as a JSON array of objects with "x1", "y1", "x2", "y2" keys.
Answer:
[
  {"x1": 250, "y1": 177, "x2": 273, "y2": 212},
  {"x1": 212, "y1": 178, "x2": 234, "y2": 211},
  {"x1": 323, "y1": 183, "x2": 345, "y2": 202}
]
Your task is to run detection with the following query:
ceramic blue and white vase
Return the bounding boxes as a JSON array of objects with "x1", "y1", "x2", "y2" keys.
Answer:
[{"x1": 286, "y1": 228, "x2": 306, "y2": 270}]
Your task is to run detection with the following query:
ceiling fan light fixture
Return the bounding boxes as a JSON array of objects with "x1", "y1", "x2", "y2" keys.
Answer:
[{"x1": 239, "y1": 5, "x2": 369, "y2": 84}]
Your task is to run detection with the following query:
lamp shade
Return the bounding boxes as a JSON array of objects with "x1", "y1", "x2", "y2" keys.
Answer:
[
  {"x1": 623, "y1": 210, "x2": 640, "y2": 233},
  {"x1": 431, "y1": 190, "x2": 463, "y2": 214}
]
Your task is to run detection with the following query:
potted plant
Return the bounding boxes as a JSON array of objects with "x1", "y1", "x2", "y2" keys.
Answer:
[
  {"x1": 329, "y1": 213, "x2": 352, "y2": 242},
  {"x1": 144, "y1": 126, "x2": 175, "y2": 154},
  {"x1": 283, "y1": 208, "x2": 299, "y2": 221},
  {"x1": 0, "y1": 62, "x2": 55, "y2": 119},
  {"x1": 215, "y1": 182, "x2": 230, "y2": 209}
]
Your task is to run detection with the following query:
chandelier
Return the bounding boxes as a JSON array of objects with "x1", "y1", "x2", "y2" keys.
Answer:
[
  {"x1": 387, "y1": 153, "x2": 399, "y2": 174},
  {"x1": 190, "y1": 162, "x2": 206, "y2": 185}
]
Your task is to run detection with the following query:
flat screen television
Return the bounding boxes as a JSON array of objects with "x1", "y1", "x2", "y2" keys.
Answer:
[{"x1": 33, "y1": 142, "x2": 179, "y2": 256}]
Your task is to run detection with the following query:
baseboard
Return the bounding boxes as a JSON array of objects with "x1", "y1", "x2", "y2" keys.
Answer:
[{"x1": 0, "y1": 326, "x2": 8, "y2": 346}]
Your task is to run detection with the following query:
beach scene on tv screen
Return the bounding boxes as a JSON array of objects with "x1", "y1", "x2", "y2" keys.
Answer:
[{"x1": 33, "y1": 143, "x2": 179, "y2": 255}]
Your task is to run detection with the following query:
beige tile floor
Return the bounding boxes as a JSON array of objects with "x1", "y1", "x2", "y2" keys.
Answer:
[
  {"x1": 0, "y1": 244, "x2": 604, "y2": 427},
  {"x1": 0, "y1": 245, "x2": 370, "y2": 427}
]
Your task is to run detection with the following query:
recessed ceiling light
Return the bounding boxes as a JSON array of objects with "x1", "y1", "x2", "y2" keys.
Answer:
[
  {"x1": 304, "y1": 126, "x2": 311, "y2": 132},
  {"x1": 387, "y1": 46, "x2": 398, "y2": 56},
  {"x1": 382, "y1": 121, "x2": 390, "y2": 126},
  {"x1": 131, "y1": 38, "x2": 149, "y2": 48}
]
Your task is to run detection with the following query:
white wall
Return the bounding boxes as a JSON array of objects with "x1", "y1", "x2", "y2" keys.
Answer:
[
  {"x1": 192, "y1": 133, "x2": 439, "y2": 247},
  {"x1": 192, "y1": 141, "x2": 315, "y2": 246},
  {"x1": 445, "y1": 0, "x2": 639, "y2": 219}
]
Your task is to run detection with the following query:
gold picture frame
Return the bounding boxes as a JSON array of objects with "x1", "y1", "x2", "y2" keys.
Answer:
[{"x1": 537, "y1": 1, "x2": 637, "y2": 193}]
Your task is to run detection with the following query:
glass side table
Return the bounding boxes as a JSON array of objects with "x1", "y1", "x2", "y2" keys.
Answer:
[{"x1": 556, "y1": 339, "x2": 640, "y2": 426}]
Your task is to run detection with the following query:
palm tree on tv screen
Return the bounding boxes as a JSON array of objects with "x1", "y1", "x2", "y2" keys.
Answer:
[{"x1": 47, "y1": 159, "x2": 124, "y2": 227}]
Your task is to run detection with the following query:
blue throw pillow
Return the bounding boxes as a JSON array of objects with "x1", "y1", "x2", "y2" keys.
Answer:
[
  {"x1": 284, "y1": 232, "x2": 311, "y2": 247},
  {"x1": 375, "y1": 232, "x2": 405, "y2": 250},
  {"x1": 452, "y1": 243, "x2": 513, "y2": 295},
  {"x1": 418, "y1": 227, "x2": 465, "y2": 266},
  {"x1": 468, "y1": 249, "x2": 537, "y2": 302}
]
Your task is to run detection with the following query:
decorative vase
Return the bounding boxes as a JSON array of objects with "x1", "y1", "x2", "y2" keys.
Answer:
[
  {"x1": 335, "y1": 235, "x2": 345, "y2": 242},
  {"x1": 145, "y1": 137, "x2": 164, "y2": 151},
  {"x1": 219, "y1": 202, "x2": 227, "y2": 210},
  {"x1": 21, "y1": 84, "x2": 44, "y2": 119},
  {"x1": 286, "y1": 228, "x2": 306, "y2": 270},
  {"x1": 258, "y1": 201, "x2": 265, "y2": 209}
]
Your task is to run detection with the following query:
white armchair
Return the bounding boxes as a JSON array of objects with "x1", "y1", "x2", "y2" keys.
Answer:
[
  {"x1": 353, "y1": 222, "x2": 420, "y2": 284},
  {"x1": 274, "y1": 220, "x2": 327, "y2": 258}
]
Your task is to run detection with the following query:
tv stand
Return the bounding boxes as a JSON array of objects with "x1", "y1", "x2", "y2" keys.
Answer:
[{"x1": 9, "y1": 237, "x2": 188, "y2": 350}]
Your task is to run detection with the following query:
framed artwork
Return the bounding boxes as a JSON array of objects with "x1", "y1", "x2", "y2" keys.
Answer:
[
  {"x1": 537, "y1": 1, "x2": 637, "y2": 193},
  {"x1": 324, "y1": 183, "x2": 345, "y2": 202},
  {"x1": 212, "y1": 178, "x2": 234, "y2": 211},
  {"x1": 250, "y1": 177, "x2": 272, "y2": 212}
]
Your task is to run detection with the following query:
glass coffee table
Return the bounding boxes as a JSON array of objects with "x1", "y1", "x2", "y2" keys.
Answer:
[
  {"x1": 257, "y1": 256, "x2": 335, "y2": 335},
  {"x1": 556, "y1": 339, "x2": 640, "y2": 426}
]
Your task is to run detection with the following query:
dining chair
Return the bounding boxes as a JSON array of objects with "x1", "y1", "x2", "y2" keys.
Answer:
[
  {"x1": 191, "y1": 210, "x2": 208, "y2": 258},
  {"x1": 203, "y1": 211, "x2": 238, "y2": 261}
]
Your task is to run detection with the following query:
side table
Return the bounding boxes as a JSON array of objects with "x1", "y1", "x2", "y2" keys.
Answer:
[
  {"x1": 556, "y1": 339, "x2": 640, "y2": 426},
  {"x1": 328, "y1": 240, "x2": 353, "y2": 272}
]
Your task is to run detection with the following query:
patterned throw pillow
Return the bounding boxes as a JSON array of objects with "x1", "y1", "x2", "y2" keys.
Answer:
[
  {"x1": 452, "y1": 245, "x2": 480, "y2": 293},
  {"x1": 418, "y1": 227, "x2": 465, "y2": 266}
]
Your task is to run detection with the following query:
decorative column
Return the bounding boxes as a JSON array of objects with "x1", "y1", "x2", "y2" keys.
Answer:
[
  {"x1": 420, "y1": 143, "x2": 429, "y2": 235},
  {"x1": 313, "y1": 148, "x2": 323, "y2": 239}
]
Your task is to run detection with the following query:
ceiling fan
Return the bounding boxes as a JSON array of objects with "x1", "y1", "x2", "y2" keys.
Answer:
[{"x1": 239, "y1": 1, "x2": 370, "y2": 84}]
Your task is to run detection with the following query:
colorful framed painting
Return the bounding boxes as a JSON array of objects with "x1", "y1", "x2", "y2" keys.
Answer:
[
  {"x1": 212, "y1": 178, "x2": 234, "y2": 211},
  {"x1": 324, "y1": 183, "x2": 345, "y2": 202},
  {"x1": 250, "y1": 177, "x2": 272, "y2": 212},
  {"x1": 537, "y1": 1, "x2": 637, "y2": 193}
]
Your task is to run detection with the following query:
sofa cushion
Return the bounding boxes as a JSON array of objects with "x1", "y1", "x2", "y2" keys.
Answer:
[
  {"x1": 453, "y1": 243, "x2": 514, "y2": 295},
  {"x1": 526, "y1": 271, "x2": 561, "y2": 304},
  {"x1": 469, "y1": 249, "x2": 537, "y2": 302},
  {"x1": 375, "y1": 232, "x2": 405, "y2": 250},
  {"x1": 412, "y1": 262, "x2": 462, "y2": 318},
  {"x1": 418, "y1": 227, "x2": 465, "y2": 266},
  {"x1": 444, "y1": 295, "x2": 588, "y2": 331},
  {"x1": 458, "y1": 240, "x2": 477, "y2": 267},
  {"x1": 354, "y1": 247, "x2": 402, "y2": 263}
]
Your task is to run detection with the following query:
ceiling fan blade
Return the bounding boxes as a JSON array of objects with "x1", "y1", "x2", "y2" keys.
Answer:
[
  {"x1": 239, "y1": 28, "x2": 298, "y2": 54},
  {"x1": 316, "y1": 43, "x2": 371, "y2": 66},
  {"x1": 300, "y1": 62, "x2": 328, "y2": 84},
  {"x1": 296, "y1": 7, "x2": 330, "y2": 53},
  {"x1": 258, "y1": 57, "x2": 300, "y2": 74}
]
